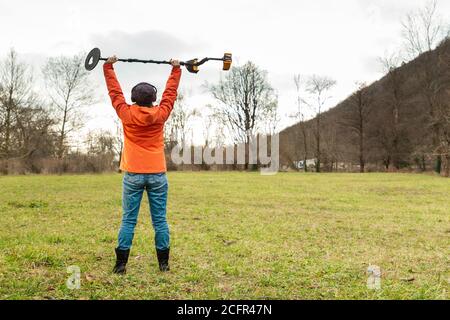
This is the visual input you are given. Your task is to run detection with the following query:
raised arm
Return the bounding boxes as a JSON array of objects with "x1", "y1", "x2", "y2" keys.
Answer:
[
  {"x1": 156, "y1": 61, "x2": 182, "y2": 123},
  {"x1": 103, "y1": 57, "x2": 132, "y2": 123}
]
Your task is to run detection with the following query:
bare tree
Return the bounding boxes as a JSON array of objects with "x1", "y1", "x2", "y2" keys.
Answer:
[
  {"x1": 305, "y1": 75, "x2": 336, "y2": 172},
  {"x1": 113, "y1": 117, "x2": 124, "y2": 171},
  {"x1": 261, "y1": 97, "x2": 280, "y2": 136},
  {"x1": 209, "y1": 62, "x2": 277, "y2": 169},
  {"x1": 86, "y1": 130, "x2": 115, "y2": 156},
  {"x1": 164, "y1": 93, "x2": 195, "y2": 147},
  {"x1": 290, "y1": 74, "x2": 309, "y2": 172},
  {"x1": 208, "y1": 116, "x2": 227, "y2": 147},
  {"x1": 402, "y1": 1, "x2": 448, "y2": 173},
  {"x1": 321, "y1": 117, "x2": 341, "y2": 172},
  {"x1": 202, "y1": 113, "x2": 215, "y2": 147},
  {"x1": 341, "y1": 83, "x2": 373, "y2": 172},
  {"x1": 0, "y1": 49, "x2": 58, "y2": 174},
  {"x1": 42, "y1": 54, "x2": 95, "y2": 159},
  {"x1": 432, "y1": 41, "x2": 450, "y2": 176},
  {"x1": 402, "y1": 0, "x2": 444, "y2": 59},
  {"x1": 0, "y1": 49, "x2": 33, "y2": 159},
  {"x1": 379, "y1": 54, "x2": 405, "y2": 170}
]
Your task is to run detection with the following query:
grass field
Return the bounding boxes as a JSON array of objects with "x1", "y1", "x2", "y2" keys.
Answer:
[{"x1": 0, "y1": 172, "x2": 448, "y2": 300}]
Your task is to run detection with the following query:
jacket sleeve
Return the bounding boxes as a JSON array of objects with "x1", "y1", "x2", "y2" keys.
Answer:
[
  {"x1": 156, "y1": 67, "x2": 182, "y2": 123},
  {"x1": 103, "y1": 63, "x2": 132, "y2": 123}
]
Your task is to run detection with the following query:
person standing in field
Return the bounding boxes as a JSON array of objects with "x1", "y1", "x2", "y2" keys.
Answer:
[{"x1": 103, "y1": 55, "x2": 182, "y2": 274}]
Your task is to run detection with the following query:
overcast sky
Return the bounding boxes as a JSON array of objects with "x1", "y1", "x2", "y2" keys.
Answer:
[{"x1": 1, "y1": 0, "x2": 449, "y2": 144}]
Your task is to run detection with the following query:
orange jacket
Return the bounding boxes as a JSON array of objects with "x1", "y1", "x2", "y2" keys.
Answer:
[{"x1": 103, "y1": 63, "x2": 182, "y2": 173}]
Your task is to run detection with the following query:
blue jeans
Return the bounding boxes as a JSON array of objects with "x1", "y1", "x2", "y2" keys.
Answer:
[{"x1": 117, "y1": 172, "x2": 169, "y2": 251}]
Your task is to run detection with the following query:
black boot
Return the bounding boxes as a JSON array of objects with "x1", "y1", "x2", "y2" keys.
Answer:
[
  {"x1": 156, "y1": 248, "x2": 170, "y2": 272},
  {"x1": 113, "y1": 248, "x2": 130, "y2": 274}
]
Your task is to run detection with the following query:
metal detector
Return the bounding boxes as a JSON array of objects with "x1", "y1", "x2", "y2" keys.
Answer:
[{"x1": 84, "y1": 48, "x2": 232, "y2": 74}]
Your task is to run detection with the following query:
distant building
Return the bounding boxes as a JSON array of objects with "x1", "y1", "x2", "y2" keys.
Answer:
[{"x1": 294, "y1": 159, "x2": 316, "y2": 170}]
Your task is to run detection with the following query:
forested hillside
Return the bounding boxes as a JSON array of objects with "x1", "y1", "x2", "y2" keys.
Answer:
[{"x1": 280, "y1": 39, "x2": 450, "y2": 176}]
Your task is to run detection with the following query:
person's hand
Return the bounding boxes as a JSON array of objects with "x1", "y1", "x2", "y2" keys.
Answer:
[
  {"x1": 170, "y1": 59, "x2": 180, "y2": 67},
  {"x1": 105, "y1": 55, "x2": 118, "y2": 64}
]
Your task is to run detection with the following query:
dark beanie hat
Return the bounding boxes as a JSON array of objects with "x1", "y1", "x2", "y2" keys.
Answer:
[{"x1": 131, "y1": 82, "x2": 157, "y2": 106}]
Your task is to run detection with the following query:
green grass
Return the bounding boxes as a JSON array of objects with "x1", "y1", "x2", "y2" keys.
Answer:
[{"x1": 0, "y1": 172, "x2": 449, "y2": 300}]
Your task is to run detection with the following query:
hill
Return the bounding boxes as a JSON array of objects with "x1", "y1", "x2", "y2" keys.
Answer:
[{"x1": 279, "y1": 39, "x2": 450, "y2": 176}]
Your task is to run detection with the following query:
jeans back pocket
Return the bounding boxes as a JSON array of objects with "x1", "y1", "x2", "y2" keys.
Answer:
[{"x1": 124, "y1": 172, "x2": 143, "y2": 186}]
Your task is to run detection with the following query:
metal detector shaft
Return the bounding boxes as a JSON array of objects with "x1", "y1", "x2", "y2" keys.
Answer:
[
  {"x1": 99, "y1": 57, "x2": 223, "y2": 66},
  {"x1": 99, "y1": 57, "x2": 172, "y2": 65}
]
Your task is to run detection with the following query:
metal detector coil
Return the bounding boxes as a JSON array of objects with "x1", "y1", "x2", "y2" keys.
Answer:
[{"x1": 85, "y1": 47, "x2": 101, "y2": 71}]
